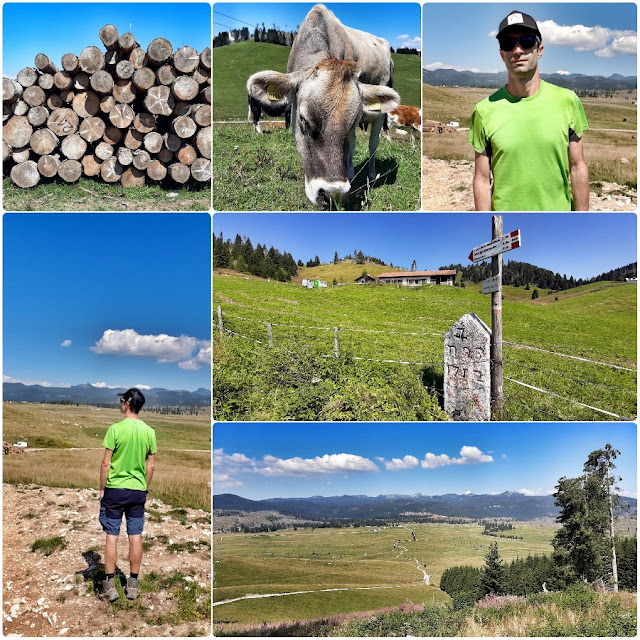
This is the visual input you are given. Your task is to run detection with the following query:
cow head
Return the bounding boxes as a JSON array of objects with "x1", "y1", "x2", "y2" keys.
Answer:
[{"x1": 247, "y1": 59, "x2": 399, "y2": 208}]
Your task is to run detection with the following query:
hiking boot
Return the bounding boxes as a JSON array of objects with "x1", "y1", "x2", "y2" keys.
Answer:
[
  {"x1": 99, "y1": 577, "x2": 119, "y2": 602},
  {"x1": 125, "y1": 576, "x2": 138, "y2": 600}
]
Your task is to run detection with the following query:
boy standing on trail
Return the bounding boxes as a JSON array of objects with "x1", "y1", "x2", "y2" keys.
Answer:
[{"x1": 98, "y1": 388, "x2": 156, "y2": 602}]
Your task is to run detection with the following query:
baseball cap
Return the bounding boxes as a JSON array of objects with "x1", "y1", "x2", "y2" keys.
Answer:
[
  {"x1": 497, "y1": 11, "x2": 541, "y2": 40},
  {"x1": 117, "y1": 387, "x2": 146, "y2": 405}
]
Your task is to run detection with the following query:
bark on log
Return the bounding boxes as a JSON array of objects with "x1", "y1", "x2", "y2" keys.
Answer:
[
  {"x1": 81, "y1": 153, "x2": 101, "y2": 176},
  {"x1": 29, "y1": 127, "x2": 58, "y2": 154},
  {"x1": 58, "y1": 159, "x2": 82, "y2": 182},
  {"x1": 121, "y1": 166, "x2": 145, "y2": 187},
  {"x1": 37, "y1": 154, "x2": 60, "y2": 177},
  {"x1": 35, "y1": 53, "x2": 58, "y2": 74},
  {"x1": 79, "y1": 116, "x2": 105, "y2": 142},
  {"x1": 4, "y1": 115, "x2": 33, "y2": 147},
  {"x1": 61, "y1": 133, "x2": 87, "y2": 159},
  {"x1": 100, "y1": 156, "x2": 123, "y2": 182},
  {"x1": 147, "y1": 158, "x2": 167, "y2": 181},
  {"x1": 10, "y1": 160, "x2": 40, "y2": 187}
]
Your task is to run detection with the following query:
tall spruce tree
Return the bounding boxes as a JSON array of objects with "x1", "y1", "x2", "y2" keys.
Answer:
[{"x1": 481, "y1": 542, "x2": 506, "y2": 595}]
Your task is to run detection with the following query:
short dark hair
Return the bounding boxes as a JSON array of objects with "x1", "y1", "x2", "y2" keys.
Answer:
[{"x1": 118, "y1": 388, "x2": 146, "y2": 413}]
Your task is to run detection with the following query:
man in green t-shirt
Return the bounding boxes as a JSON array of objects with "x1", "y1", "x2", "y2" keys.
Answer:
[
  {"x1": 468, "y1": 10, "x2": 589, "y2": 211},
  {"x1": 98, "y1": 388, "x2": 156, "y2": 602}
]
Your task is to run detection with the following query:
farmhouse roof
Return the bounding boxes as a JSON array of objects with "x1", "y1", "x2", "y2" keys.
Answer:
[{"x1": 376, "y1": 270, "x2": 457, "y2": 278}]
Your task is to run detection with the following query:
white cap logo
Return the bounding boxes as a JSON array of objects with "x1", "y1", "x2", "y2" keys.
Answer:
[{"x1": 507, "y1": 12, "x2": 524, "y2": 25}]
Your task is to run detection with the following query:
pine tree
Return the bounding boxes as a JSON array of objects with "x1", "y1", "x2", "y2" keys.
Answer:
[
  {"x1": 481, "y1": 542, "x2": 506, "y2": 595},
  {"x1": 334, "y1": 251, "x2": 339, "y2": 264}
]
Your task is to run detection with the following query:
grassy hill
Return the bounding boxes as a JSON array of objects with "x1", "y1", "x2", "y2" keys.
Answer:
[
  {"x1": 296, "y1": 260, "x2": 402, "y2": 284},
  {"x1": 214, "y1": 273, "x2": 637, "y2": 420},
  {"x1": 213, "y1": 41, "x2": 421, "y2": 120}
]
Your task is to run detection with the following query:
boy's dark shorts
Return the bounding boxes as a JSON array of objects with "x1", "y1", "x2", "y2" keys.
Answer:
[{"x1": 99, "y1": 487, "x2": 147, "y2": 535}]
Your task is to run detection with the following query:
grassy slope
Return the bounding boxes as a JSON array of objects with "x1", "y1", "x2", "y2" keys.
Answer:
[{"x1": 296, "y1": 260, "x2": 403, "y2": 284}]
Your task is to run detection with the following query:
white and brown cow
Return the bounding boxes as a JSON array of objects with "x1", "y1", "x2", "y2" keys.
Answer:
[
  {"x1": 247, "y1": 4, "x2": 400, "y2": 208},
  {"x1": 387, "y1": 105, "x2": 421, "y2": 148}
]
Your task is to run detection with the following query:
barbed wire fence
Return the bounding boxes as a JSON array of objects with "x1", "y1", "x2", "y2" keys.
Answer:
[{"x1": 216, "y1": 306, "x2": 637, "y2": 421}]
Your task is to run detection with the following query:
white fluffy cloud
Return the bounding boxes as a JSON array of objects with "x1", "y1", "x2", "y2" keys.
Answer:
[
  {"x1": 213, "y1": 472, "x2": 244, "y2": 490},
  {"x1": 262, "y1": 453, "x2": 379, "y2": 476},
  {"x1": 518, "y1": 488, "x2": 552, "y2": 496},
  {"x1": 555, "y1": 69, "x2": 571, "y2": 75},
  {"x1": 384, "y1": 455, "x2": 420, "y2": 471},
  {"x1": 91, "y1": 329, "x2": 210, "y2": 369},
  {"x1": 178, "y1": 346, "x2": 212, "y2": 370},
  {"x1": 424, "y1": 61, "x2": 484, "y2": 73},
  {"x1": 60, "y1": 339, "x2": 72, "y2": 347},
  {"x1": 3, "y1": 375, "x2": 71, "y2": 388},
  {"x1": 421, "y1": 446, "x2": 493, "y2": 469},
  {"x1": 397, "y1": 34, "x2": 421, "y2": 49}
]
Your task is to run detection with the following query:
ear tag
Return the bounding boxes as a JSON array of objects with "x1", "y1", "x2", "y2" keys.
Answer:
[
  {"x1": 366, "y1": 97, "x2": 382, "y2": 111},
  {"x1": 267, "y1": 83, "x2": 283, "y2": 101}
]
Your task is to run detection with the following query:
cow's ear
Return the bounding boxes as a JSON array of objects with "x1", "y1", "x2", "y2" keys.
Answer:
[
  {"x1": 359, "y1": 84, "x2": 400, "y2": 115},
  {"x1": 247, "y1": 71, "x2": 296, "y2": 106}
]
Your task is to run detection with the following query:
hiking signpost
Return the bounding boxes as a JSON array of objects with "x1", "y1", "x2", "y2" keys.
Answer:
[{"x1": 469, "y1": 217, "x2": 522, "y2": 420}]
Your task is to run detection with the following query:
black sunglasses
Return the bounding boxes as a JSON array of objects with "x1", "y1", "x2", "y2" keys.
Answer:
[{"x1": 499, "y1": 35, "x2": 538, "y2": 51}]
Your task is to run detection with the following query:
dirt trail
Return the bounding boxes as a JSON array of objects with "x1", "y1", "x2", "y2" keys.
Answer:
[
  {"x1": 3, "y1": 484, "x2": 211, "y2": 637},
  {"x1": 423, "y1": 156, "x2": 637, "y2": 212}
]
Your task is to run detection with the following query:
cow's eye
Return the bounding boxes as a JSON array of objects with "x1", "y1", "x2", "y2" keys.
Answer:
[{"x1": 299, "y1": 114, "x2": 317, "y2": 138}]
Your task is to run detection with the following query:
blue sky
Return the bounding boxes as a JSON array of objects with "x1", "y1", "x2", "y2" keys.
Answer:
[
  {"x1": 424, "y1": 3, "x2": 637, "y2": 76},
  {"x1": 213, "y1": 422, "x2": 637, "y2": 500},
  {"x1": 3, "y1": 214, "x2": 211, "y2": 391},
  {"x1": 3, "y1": 3, "x2": 211, "y2": 78},
  {"x1": 214, "y1": 3, "x2": 421, "y2": 52},
  {"x1": 213, "y1": 213, "x2": 636, "y2": 280}
]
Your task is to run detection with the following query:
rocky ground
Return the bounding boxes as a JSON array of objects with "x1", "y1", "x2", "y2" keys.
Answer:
[
  {"x1": 3, "y1": 484, "x2": 211, "y2": 637},
  {"x1": 422, "y1": 157, "x2": 637, "y2": 212}
]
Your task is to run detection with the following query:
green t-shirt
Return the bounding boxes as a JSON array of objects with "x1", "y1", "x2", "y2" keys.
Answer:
[
  {"x1": 468, "y1": 80, "x2": 588, "y2": 211},
  {"x1": 103, "y1": 418, "x2": 157, "y2": 491}
]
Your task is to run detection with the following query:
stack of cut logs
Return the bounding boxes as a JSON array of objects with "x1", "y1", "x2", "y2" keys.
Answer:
[{"x1": 2, "y1": 24, "x2": 211, "y2": 188}]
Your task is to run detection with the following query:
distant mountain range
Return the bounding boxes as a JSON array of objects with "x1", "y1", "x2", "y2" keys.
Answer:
[
  {"x1": 215, "y1": 491, "x2": 637, "y2": 521},
  {"x1": 423, "y1": 68, "x2": 637, "y2": 91},
  {"x1": 3, "y1": 382, "x2": 210, "y2": 407}
]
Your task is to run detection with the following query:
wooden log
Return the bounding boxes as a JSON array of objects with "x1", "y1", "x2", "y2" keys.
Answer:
[
  {"x1": 123, "y1": 128, "x2": 143, "y2": 149},
  {"x1": 37, "y1": 73, "x2": 54, "y2": 90},
  {"x1": 53, "y1": 70, "x2": 73, "y2": 90},
  {"x1": 121, "y1": 166, "x2": 145, "y2": 187},
  {"x1": 3, "y1": 103, "x2": 11, "y2": 123},
  {"x1": 37, "y1": 154, "x2": 59, "y2": 177},
  {"x1": 118, "y1": 33, "x2": 137, "y2": 53},
  {"x1": 143, "y1": 131, "x2": 163, "y2": 153},
  {"x1": 60, "y1": 133, "x2": 87, "y2": 160},
  {"x1": 29, "y1": 128, "x2": 58, "y2": 155},
  {"x1": 81, "y1": 153, "x2": 101, "y2": 176},
  {"x1": 115, "y1": 60, "x2": 134, "y2": 80},
  {"x1": 47, "y1": 108, "x2": 78, "y2": 136},
  {"x1": 196, "y1": 126, "x2": 211, "y2": 159},
  {"x1": 12, "y1": 146, "x2": 30, "y2": 163},
  {"x1": 103, "y1": 126, "x2": 122, "y2": 145},
  {"x1": 108, "y1": 103, "x2": 134, "y2": 128},
  {"x1": 172, "y1": 76, "x2": 199, "y2": 101},
  {"x1": 61, "y1": 53, "x2": 79, "y2": 73},
  {"x1": 46, "y1": 94, "x2": 63, "y2": 110},
  {"x1": 132, "y1": 67, "x2": 156, "y2": 91},
  {"x1": 79, "y1": 46, "x2": 105, "y2": 74},
  {"x1": 113, "y1": 79, "x2": 136, "y2": 104},
  {"x1": 13, "y1": 100, "x2": 29, "y2": 116},
  {"x1": 191, "y1": 65, "x2": 210, "y2": 85},
  {"x1": 132, "y1": 149, "x2": 150, "y2": 170},
  {"x1": 99, "y1": 24, "x2": 119, "y2": 50},
  {"x1": 147, "y1": 38, "x2": 173, "y2": 66},
  {"x1": 104, "y1": 50, "x2": 120, "y2": 67},
  {"x1": 168, "y1": 162, "x2": 190, "y2": 183},
  {"x1": 129, "y1": 47, "x2": 147, "y2": 69},
  {"x1": 200, "y1": 85, "x2": 211, "y2": 104},
  {"x1": 117, "y1": 146, "x2": 133, "y2": 166},
  {"x1": 73, "y1": 72, "x2": 90, "y2": 91},
  {"x1": 95, "y1": 141, "x2": 114, "y2": 160},
  {"x1": 144, "y1": 85, "x2": 174, "y2": 115},
  {"x1": 27, "y1": 105, "x2": 49, "y2": 127},
  {"x1": 17, "y1": 67, "x2": 38, "y2": 88},
  {"x1": 2, "y1": 141, "x2": 10, "y2": 161},
  {"x1": 3, "y1": 115, "x2": 33, "y2": 147},
  {"x1": 10, "y1": 160, "x2": 40, "y2": 187},
  {"x1": 100, "y1": 156, "x2": 123, "y2": 182},
  {"x1": 200, "y1": 47, "x2": 211, "y2": 70},
  {"x1": 157, "y1": 147, "x2": 174, "y2": 163},
  {"x1": 3, "y1": 77, "x2": 17, "y2": 102},
  {"x1": 173, "y1": 101, "x2": 192, "y2": 117},
  {"x1": 90, "y1": 70, "x2": 114, "y2": 95},
  {"x1": 133, "y1": 112, "x2": 155, "y2": 133},
  {"x1": 60, "y1": 89, "x2": 75, "y2": 104},
  {"x1": 157, "y1": 64, "x2": 177, "y2": 86},
  {"x1": 79, "y1": 116, "x2": 105, "y2": 142},
  {"x1": 174, "y1": 46, "x2": 199, "y2": 73},
  {"x1": 192, "y1": 103, "x2": 210, "y2": 127},
  {"x1": 72, "y1": 91, "x2": 100, "y2": 118},
  {"x1": 22, "y1": 85, "x2": 46, "y2": 107},
  {"x1": 190, "y1": 157, "x2": 210, "y2": 182},
  {"x1": 177, "y1": 143, "x2": 196, "y2": 165},
  {"x1": 58, "y1": 159, "x2": 82, "y2": 182},
  {"x1": 163, "y1": 132, "x2": 181, "y2": 152},
  {"x1": 172, "y1": 115, "x2": 196, "y2": 139},
  {"x1": 99, "y1": 95, "x2": 115, "y2": 114},
  {"x1": 34, "y1": 53, "x2": 58, "y2": 74},
  {"x1": 147, "y1": 158, "x2": 167, "y2": 181}
]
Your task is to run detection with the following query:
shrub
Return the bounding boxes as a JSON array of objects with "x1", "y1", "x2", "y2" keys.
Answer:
[{"x1": 31, "y1": 536, "x2": 67, "y2": 556}]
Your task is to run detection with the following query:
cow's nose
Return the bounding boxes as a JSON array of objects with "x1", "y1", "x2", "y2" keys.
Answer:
[{"x1": 305, "y1": 177, "x2": 351, "y2": 209}]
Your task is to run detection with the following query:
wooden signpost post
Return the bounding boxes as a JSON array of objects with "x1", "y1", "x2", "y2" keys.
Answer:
[{"x1": 469, "y1": 217, "x2": 522, "y2": 420}]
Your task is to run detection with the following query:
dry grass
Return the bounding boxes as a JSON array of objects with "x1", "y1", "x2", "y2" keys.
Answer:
[{"x1": 424, "y1": 132, "x2": 474, "y2": 162}]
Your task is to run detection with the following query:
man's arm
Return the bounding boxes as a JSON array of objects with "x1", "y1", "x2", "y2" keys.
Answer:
[
  {"x1": 568, "y1": 137, "x2": 589, "y2": 211},
  {"x1": 472, "y1": 151, "x2": 492, "y2": 211},
  {"x1": 99, "y1": 448, "x2": 113, "y2": 499},
  {"x1": 146, "y1": 453, "x2": 156, "y2": 489}
]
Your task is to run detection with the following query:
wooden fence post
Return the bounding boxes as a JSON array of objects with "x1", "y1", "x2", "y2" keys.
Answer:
[
  {"x1": 491, "y1": 215, "x2": 504, "y2": 420},
  {"x1": 333, "y1": 327, "x2": 339, "y2": 358},
  {"x1": 217, "y1": 305, "x2": 223, "y2": 338},
  {"x1": 267, "y1": 323, "x2": 273, "y2": 348}
]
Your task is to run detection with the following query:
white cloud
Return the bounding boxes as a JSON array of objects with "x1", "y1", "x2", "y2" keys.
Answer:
[
  {"x1": 396, "y1": 34, "x2": 421, "y2": 48},
  {"x1": 261, "y1": 453, "x2": 379, "y2": 476},
  {"x1": 213, "y1": 473, "x2": 244, "y2": 490},
  {"x1": 518, "y1": 488, "x2": 552, "y2": 496},
  {"x1": 3, "y1": 375, "x2": 71, "y2": 388},
  {"x1": 555, "y1": 70, "x2": 571, "y2": 75},
  {"x1": 178, "y1": 346, "x2": 211, "y2": 371},
  {"x1": 91, "y1": 329, "x2": 210, "y2": 369},
  {"x1": 90, "y1": 382, "x2": 111, "y2": 388},
  {"x1": 134, "y1": 384, "x2": 152, "y2": 390},
  {"x1": 424, "y1": 61, "x2": 484, "y2": 73},
  {"x1": 60, "y1": 339, "x2": 72, "y2": 348},
  {"x1": 421, "y1": 446, "x2": 493, "y2": 469},
  {"x1": 384, "y1": 455, "x2": 419, "y2": 471}
]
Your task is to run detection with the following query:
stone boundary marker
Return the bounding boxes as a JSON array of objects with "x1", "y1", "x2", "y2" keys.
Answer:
[{"x1": 444, "y1": 313, "x2": 491, "y2": 421}]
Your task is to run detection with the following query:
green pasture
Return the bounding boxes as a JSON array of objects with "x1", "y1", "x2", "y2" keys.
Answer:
[
  {"x1": 213, "y1": 272, "x2": 637, "y2": 420},
  {"x1": 213, "y1": 523, "x2": 555, "y2": 624}
]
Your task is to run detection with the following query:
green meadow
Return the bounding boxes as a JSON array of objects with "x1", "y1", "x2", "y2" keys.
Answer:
[{"x1": 214, "y1": 270, "x2": 637, "y2": 421}]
